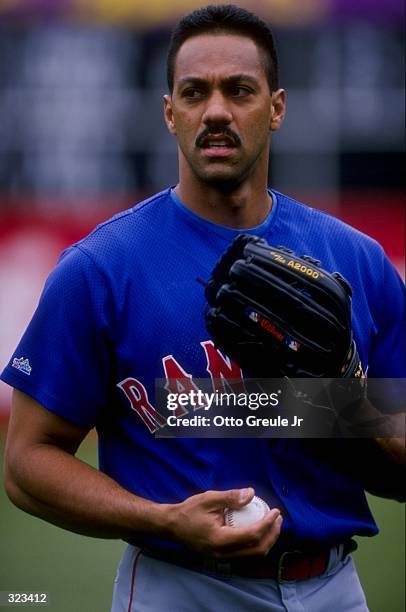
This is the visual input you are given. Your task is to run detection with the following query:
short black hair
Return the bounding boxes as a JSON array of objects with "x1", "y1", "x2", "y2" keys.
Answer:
[{"x1": 167, "y1": 4, "x2": 279, "y2": 93}]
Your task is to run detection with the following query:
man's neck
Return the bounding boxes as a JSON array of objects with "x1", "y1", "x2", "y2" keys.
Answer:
[{"x1": 173, "y1": 181, "x2": 272, "y2": 229}]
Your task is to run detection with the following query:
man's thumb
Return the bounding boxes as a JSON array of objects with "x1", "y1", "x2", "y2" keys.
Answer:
[{"x1": 227, "y1": 487, "x2": 255, "y2": 509}]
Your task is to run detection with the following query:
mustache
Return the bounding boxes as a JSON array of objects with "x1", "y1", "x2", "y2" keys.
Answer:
[{"x1": 196, "y1": 127, "x2": 242, "y2": 148}]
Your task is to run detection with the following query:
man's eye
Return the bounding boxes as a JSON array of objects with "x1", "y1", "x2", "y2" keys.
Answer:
[
  {"x1": 231, "y1": 86, "x2": 252, "y2": 97},
  {"x1": 183, "y1": 89, "x2": 205, "y2": 99}
]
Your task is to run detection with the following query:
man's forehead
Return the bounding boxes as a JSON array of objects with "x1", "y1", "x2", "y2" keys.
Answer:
[{"x1": 173, "y1": 33, "x2": 265, "y2": 84}]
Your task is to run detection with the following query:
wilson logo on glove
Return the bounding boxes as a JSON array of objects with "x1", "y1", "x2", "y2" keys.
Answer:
[{"x1": 247, "y1": 310, "x2": 301, "y2": 352}]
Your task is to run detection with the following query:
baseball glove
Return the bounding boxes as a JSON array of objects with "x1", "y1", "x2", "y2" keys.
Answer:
[{"x1": 205, "y1": 234, "x2": 363, "y2": 379}]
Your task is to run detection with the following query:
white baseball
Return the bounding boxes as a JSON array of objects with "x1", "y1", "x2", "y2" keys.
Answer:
[{"x1": 224, "y1": 495, "x2": 270, "y2": 527}]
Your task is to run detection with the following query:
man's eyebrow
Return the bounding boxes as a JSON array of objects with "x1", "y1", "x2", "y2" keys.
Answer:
[
  {"x1": 177, "y1": 76, "x2": 207, "y2": 88},
  {"x1": 223, "y1": 74, "x2": 260, "y2": 86},
  {"x1": 177, "y1": 74, "x2": 260, "y2": 88}
]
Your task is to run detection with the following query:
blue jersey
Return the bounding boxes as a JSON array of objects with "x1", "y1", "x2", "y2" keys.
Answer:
[{"x1": 2, "y1": 188, "x2": 405, "y2": 550}]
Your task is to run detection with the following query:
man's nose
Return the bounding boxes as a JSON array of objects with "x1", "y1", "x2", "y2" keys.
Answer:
[{"x1": 202, "y1": 92, "x2": 233, "y2": 127}]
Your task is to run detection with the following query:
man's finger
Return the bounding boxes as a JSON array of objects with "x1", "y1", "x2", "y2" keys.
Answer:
[
  {"x1": 213, "y1": 514, "x2": 283, "y2": 559},
  {"x1": 213, "y1": 508, "x2": 281, "y2": 552},
  {"x1": 202, "y1": 487, "x2": 255, "y2": 510}
]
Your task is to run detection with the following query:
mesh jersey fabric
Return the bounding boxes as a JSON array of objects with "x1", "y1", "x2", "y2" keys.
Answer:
[{"x1": 2, "y1": 187, "x2": 405, "y2": 551}]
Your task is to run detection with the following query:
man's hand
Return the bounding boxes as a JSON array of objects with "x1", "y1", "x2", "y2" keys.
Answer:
[{"x1": 166, "y1": 487, "x2": 282, "y2": 558}]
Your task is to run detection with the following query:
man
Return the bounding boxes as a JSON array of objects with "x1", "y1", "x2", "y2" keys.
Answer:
[{"x1": 2, "y1": 5, "x2": 405, "y2": 611}]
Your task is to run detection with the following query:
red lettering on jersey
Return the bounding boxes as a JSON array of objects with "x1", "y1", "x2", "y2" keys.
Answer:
[
  {"x1": 117, "y1": 377, "x2": 166, "y2": 433},
  {"x1": 162, "y1": 355, "x2": 204, "y2": 414},
  {"x1": 201, "y1": 340, "x2": 245, "y2": 393}
]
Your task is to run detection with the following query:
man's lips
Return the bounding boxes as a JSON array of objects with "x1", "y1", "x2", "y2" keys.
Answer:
[
  {"x1": 197, "y1": 134, "x2": 240, "y2": 158},
  {"x1": 200, "y1": 146, "x2": 236, "y2": 158}
]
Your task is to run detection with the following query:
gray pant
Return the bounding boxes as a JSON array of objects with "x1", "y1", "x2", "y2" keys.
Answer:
[{"x1": 111, "y1": 545, "x2": 369, "y2": 612}]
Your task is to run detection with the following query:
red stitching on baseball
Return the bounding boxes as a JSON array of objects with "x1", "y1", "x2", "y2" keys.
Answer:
[{"x1": 225, "y1": 508, "x2": 235, "y2": 526}]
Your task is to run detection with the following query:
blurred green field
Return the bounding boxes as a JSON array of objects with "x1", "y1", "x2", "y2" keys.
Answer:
[{"x1": 0, "y1": 433, "x2": 404, "y2": 612}]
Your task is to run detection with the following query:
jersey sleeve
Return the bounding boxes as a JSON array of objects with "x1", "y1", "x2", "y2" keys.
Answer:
[
  {"x1": 0, "y1": 245, "x2": 113, "y2": 428},
  {"x1": 368, "y1": 253, "x2": 405, "y2": 378}
]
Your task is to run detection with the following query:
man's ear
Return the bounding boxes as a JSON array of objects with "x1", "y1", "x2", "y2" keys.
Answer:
[
  {"x1": 270, "y1": 89, "x2": 286, "y2": 132},
  {"x1": 163, "y1": 94, "x2": 176, "y2": 135}
]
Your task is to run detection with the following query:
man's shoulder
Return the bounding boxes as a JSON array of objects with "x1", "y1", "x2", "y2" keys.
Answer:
[
  {"x1": 50, "y1": 188, "x2": 174, "y2": 281},
  {"x1": 274, "y1": 190, "x2": 383, "y2": 254},
  {"x1": 86, "y1": 188, "x2": 172, "y2": 240},
  {"x1": 72, "y1": 188, "x2": 172, "y2": 253}
]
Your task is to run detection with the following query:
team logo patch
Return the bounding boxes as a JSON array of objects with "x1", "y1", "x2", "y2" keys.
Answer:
[{"x1": 12, "y1": 357, "x2": 32, "y2": 375}]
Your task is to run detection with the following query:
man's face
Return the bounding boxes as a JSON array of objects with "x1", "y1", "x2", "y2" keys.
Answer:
[{"x1": 164, "y1": 33, "x2": 285, "y2": 189}]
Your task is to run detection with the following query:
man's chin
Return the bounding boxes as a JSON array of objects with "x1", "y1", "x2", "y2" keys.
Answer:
[{"x1": 196, "y1": 169, "x2": 244, "y2": 192}]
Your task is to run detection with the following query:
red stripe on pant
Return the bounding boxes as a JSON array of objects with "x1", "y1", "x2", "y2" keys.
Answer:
[{"x1": 127, "y1": 549, "x2": 143, "y2": 612}]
